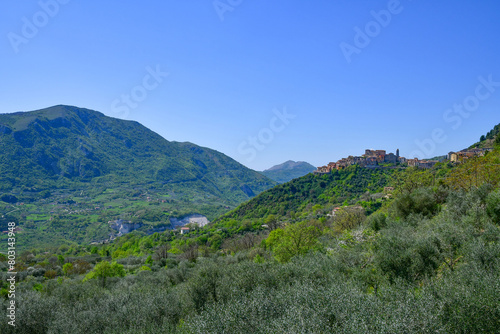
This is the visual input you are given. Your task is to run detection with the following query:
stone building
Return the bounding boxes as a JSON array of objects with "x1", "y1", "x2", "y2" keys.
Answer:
[
  {"x1": 314, "y1": 148, "x2": 406, "y2": 174},
  {"x1": 448, "y1": 148, "x2": 493, "y2": 163},
  {"x1": 384, "y1": 153, "x2": 398, "y2": 164}
]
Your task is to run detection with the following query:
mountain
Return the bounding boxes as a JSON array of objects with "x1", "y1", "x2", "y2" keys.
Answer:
[
  {"x1": 0, "y1": 105, "x2": 276, "y2": 246},
  {"x1": 260, "y1": 160, "x2": 316, "y2": 183}
]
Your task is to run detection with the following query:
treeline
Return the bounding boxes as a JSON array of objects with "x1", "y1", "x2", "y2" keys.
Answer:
[{"x1": 480, "y1": 122, "x2": 500, "y2": 142}]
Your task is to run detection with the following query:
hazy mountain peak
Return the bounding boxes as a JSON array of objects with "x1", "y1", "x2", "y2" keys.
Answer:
[
  {"x1": 261, "y1": 160, "x2": 316, "y2": 183},
  {"x1": 0, "y1": 104, "x2": 276, "y2": 208},
  {"x1": 264, "y1": 160, "x2": 314, "y2": 172}
]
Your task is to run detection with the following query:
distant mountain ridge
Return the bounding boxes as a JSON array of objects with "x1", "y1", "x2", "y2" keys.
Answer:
[
  {"x1": 0, "y1": 105, "x2": 275, "y2": 201},
  {"x1": 0, "y1": 105, "x2": 277, "y2": 246},
  {"x1": 260, "y1": 160, "x2": 316, "y2": 183}
]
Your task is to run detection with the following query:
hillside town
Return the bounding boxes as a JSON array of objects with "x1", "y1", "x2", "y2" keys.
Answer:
[
  {"x1": 314, "y1": 147, "x2": 494, "y2": 174},
  {"x1": 448, "y1": 147, "x2": 493, "y2": 162}
]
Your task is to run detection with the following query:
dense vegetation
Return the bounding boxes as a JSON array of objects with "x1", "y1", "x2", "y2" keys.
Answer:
[
  {"x1": 0, "y1": 105, "x2": 276, "y2": 248},
  {"x1": 1, "y1": 141, "x2": 499, "y2": 332},
  {"x1": 218, "y1": 165, "x2": 402, "y2": 223}
]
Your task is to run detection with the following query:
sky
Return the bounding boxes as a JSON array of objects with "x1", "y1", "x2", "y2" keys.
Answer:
[{"x1": 1, "y1": 0, "x2": 500, "y2": 171}]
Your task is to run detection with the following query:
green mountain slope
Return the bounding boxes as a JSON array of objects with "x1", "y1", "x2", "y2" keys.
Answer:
[
  {"x1": 260, "y1": 160, "x2": 316, "y2": 183},
  {"x1": 218, "y1": 165, "x2": 399, "y2": 225},
  {"x1": 0, "y1": 105, "x2": 276, "y2": 246},
  {"x1": 217, "y1": 123, "x2": 500, "y2": 228}
]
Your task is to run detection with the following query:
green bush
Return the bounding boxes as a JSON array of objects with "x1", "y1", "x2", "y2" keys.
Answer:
[
  {"x1": 266, "y1": 221, "x2": 322, "y2": 262},
  {"x1": 367, "y1": 212, "x2": 387, "y2": 231},
  {"x1": 486, "y1": 189, "x2": 500, "y2": 223},
  {"x1": 392, "y1": 187, "x2": 439, "y2": 219},
  {"x1": 375, "y1": 223, "x2": 443, "y2": 283}
]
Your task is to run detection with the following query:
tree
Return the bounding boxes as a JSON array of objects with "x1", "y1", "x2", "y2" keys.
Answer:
[
  {"x1": 367, "y1": 212, "x2": 387, "y2": 232},
  {"x1": 392, "y1": 168, "x2": 434, "y2": 195},
  {"x1": 265, "y1": 214, "x2": 280, "y2": 230},
  {"x1": 266, "y1": 221, "x2": 323, "y2": 263},
  {"x1": 44, "y1": 269, "x2": 57, "y2": 279},
  {"x1": 62, "y1": 263, "x2": 73, "y2": 276},
  {"x1": 153, "y1": 244, "x2": 170, "y2": 261},
  {"x1": 446, "y1": 153, "x2": 500, "y2": 191},
  {"x1": 71, "y1": 259, "x2": 91, "y2": 275},
  {"x1": 182, "y1": 244, "x2": 198, "y2": 262},
  {"x1": 375, "y1": 226, "x2": 443, "y2": 283},
  {"x1": 83, "y1": 261, "x2": 125, "y2": 287},
  {"x1": 208, "y1": 234, "x2": 222, "y2": 250},
  {"x1": 331, "y1": 206, "x2": 365, "y2": 233},
  {"x1": 486, "y1": 189, "x2": 500, "y2": 223},
  {"x1": 391, "y1": 187, "x2": 439, "y2": 219}
]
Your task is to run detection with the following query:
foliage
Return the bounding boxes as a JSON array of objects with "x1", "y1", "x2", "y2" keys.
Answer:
[
  {"x1": 486, "y1": 189, "x2": 500, "y2": 223},
  {"x1": 331, "y1": 206, "x2": 366, "y2": 233},
  {"x1": 391, "y1": 187, "x2": 440, "y2": 219},
  {"x1": 62, "y1": 263, "x2": 73, "y2": 276},
  {"x1": 446, "y1": 149, "x2": 500, "y2": 191},
  {"x1": 367, "y1": 212, "x2": 387, "y2": 231},
  {"x1": 266, "y1": 221, "x2": 323, "y2": 262},
  {"x1": 83, "y1": 261, "x2": 125, "y2": 287},
  {"x1": 216, "y1": 165, "x2": 396, "y2": 229}
]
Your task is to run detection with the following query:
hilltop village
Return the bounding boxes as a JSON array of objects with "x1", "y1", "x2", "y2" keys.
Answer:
[{"x1": 314, "y1": 148, "x2": 493, "y2": 174}]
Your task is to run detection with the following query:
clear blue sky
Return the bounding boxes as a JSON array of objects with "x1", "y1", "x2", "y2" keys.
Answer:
[{"x1": 1, "y1": 0, "x2": 500, "y2": 170}]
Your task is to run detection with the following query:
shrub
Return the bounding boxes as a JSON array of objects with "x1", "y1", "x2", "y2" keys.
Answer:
[
  {"x1": 266, "y1": 221, "x2": 323, "y2": 263},
  {"x1": 44, "y1": 270, "x2": 57, "y2": 279},
  {"x1": 486, "y1": 189, "x2": 500, "y2": 223},
  {"x1": 375, "y1": 223, "x2": 443, "y2": 283},
  {"x1": 392, "y1": 187, "x2": 439, "y2": 219},
  {"x1": 367, "y1": 212, "x2": 387, "y2": 231},
  {"x1": 83, "y1": 261, "x2": 125, "y2": 287},
  {"x1": 332, "y1": 206, "x2": 366, "y2": 233}
]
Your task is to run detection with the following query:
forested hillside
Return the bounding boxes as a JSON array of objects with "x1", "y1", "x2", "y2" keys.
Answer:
[
  {"x1": 0, "y1": 105, "x2": 276, "y2": 247},
  {"x1": 218, "y1": 165, "x2": 402, "y2": 223},
  {"x1": 1, "y1": 140, "x2": 499, "y2": 333}
]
